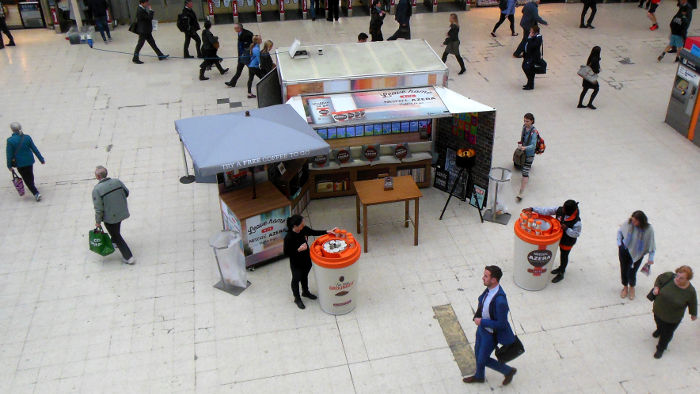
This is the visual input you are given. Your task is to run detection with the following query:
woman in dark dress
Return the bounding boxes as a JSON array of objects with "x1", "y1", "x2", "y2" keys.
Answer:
[
  {"x1": 521, "y1": 25, "x2": 542, "y2": 91},
  {"x1": 283, "y1": 215, "x2": 338, "y2": 310},
  {"x1": 199, "y1": 21, "x2": 228, "y2": 81},
  {"x1": 578, "y1": 46, "x2": 601, "y2": 109}
]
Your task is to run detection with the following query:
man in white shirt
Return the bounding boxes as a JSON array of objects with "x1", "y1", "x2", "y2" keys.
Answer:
[{"x1": 463, "y1": 266, "x2": 518, "y2": 386}]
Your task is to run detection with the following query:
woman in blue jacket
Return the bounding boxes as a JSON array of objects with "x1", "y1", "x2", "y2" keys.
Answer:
[
  {"x1": 6, "y1": 122, "x2": 45, "y2": 201},
  {"x1": 491, "y1": 0, "x2": 518, "y2": 37},
  {"x1": 246, "y1": 35, "x2": 265, "y2": 99}
]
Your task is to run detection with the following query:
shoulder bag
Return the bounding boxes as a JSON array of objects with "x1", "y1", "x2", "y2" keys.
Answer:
[
  {"x1": 577, "y1": 65, "x2": 598, "y2": 83},
  {"x1": 533, "y1": 41, "x2": 547, "y2": 75},
  {"x1": 494, "y1": 305, "x2": 525, "y2": 363},
  {"x1": 647, "y1": 273, "x2": 675, "y2": 301}
]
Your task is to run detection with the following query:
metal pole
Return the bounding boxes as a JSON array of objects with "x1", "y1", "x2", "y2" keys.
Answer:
[
  {"x1": 439, "y1": 168, "x2": 464, "y2": 220},
  {"x1": 180, "y1": 140, "x2": 195, "y2": 184}
]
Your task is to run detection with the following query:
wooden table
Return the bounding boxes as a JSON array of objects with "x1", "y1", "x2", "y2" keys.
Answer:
[{"x1": 353, "y1": 176, "x2": 422, "y2": 253}]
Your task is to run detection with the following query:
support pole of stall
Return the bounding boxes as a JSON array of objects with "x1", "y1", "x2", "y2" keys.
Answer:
[
  {"x1": 180, "y1": 140, "x2": 196, "y2": 184},
  {"x1": 250, "y1": 166, "x2": 257, "y2": 199}
]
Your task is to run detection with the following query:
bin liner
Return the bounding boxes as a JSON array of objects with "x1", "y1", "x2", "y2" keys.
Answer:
[{"x1": 209, "y1": 231, "x2": 247, "y2": 288}]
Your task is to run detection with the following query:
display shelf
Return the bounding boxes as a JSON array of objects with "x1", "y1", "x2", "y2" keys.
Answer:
[{"x1": 325, "y1": 133, "x2": 424, "y2": 150}]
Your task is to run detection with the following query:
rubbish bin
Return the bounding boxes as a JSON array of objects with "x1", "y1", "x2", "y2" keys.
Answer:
[
  {"x1": 484, "y1": 167, "x2": 513, "y2": 225},
  {"x1": 513, "y1": 211, "x2": 562, "y2": 291},
  {"x1": 309, "y1": 229, "x2": 362, "y2": 315},
  {"x1": 209, "y1": 231, "x2": 248, "y2": 292}
]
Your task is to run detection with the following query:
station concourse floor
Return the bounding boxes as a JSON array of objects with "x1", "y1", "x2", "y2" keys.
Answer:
[{"x1": 1, "y1": 3, "x2": 699, "y2": 393}]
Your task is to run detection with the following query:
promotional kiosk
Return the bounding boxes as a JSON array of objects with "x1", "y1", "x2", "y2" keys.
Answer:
[{"x1": 513, "y1": 211, "x2": 563, "y2": 291}]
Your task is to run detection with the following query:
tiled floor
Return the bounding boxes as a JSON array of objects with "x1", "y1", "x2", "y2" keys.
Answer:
[{"x1": 1, "y1": 3, "x2": 700, "y2": 393}]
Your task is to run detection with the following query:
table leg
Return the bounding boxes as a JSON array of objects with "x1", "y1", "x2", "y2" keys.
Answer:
[
  {"x1": 363, "y1": 204, "x2": 368, "y2": 253},
  {"x1": 404, "y1": 200, "x2": 409, "y2": 228},
  {"x1": 414, "y1": 198, "x2": 419, "y2": 246},
  {"x1": 356, "y1": 196, "x2": 361, "y2": 233}
]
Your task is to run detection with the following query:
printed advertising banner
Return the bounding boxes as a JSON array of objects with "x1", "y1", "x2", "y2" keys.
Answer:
[{"x1": 302, "y1": 87, "x2": 449, "y2": 126}]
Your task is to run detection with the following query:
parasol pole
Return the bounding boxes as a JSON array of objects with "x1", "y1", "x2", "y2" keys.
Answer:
[
  {"x1": 179, "y1": 139, "x2": 195, "y2": 184},
  {"x1": 250, "y1": 166, "x2": 257, "y2": 199}
]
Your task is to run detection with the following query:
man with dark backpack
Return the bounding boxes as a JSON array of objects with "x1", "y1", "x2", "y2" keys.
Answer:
[{"x1": 179, "y1": 0, "x2": 201, "y2": 59}]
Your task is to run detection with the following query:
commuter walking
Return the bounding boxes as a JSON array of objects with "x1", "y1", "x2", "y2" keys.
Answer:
[
  {"x1": 283, "y1": 215, "x2": 338, "y2": 310},
  {"x1": 515, "y1": 113, "x2": 538, "y2": 201},
  {"x1": 308, "y1": 0, "x2": 320, "y2": 21},
  {"x1": 491, "y1": 0, "x2": 517, "y2": 37},
  {"x1": 617, "y1": 211, "x2": 656, "y2": 300},
  {"x1": 578, "y1": 46, "x2": 601, "y2": 109},
  {"x1": 463, "y1": 266, "x2": 518, "y2": 386},
  {"x1": 131, "y1": 0, "x2": 168, "y2": 64},
  {"x1": 580, "y1": 0, "x2": 596, "y2": 29},
  {"x1": 5, "y1": 122, "x2": 45, "y2": 201},
  {"x1": 521, "y1": 25, "x2": 542, "y2": 90},
  {"x1": 442, "y1": 13, "x2": 466, "y2": 75},
  {"x1": 0, "y1": 3, "x2": 16, "y2": 48},
  {"x1": 260, "y1": 40, "x2": 275, "y2": 75},
  {"x1": 246, "y1": 35, "x2": 265, "y2": 98},
  {"x1": 387, "y1": 0, "x2": 412, "y2": 41},
  {"x1": 199, "y1": 21, "x2": 228, "y2": 81},
  {"x1": 369, "y1": 0, "x2": 386, "y2": 41},
  {"x1": 327, "y1": 0, "x2": 340, "y2": 21},
  {"x1": 93, "y1": 166, "x2": 135, "y2": 265},
  {"x1": 525, "y1": 200, "x2": 582, "y2": 283},
  {"x1": 225, "y1": 23, "x2": 254, "y2": 88},
  {"x1": 650, "y1": 266, "x2": 697, "y2": 359},
  {"x1": 87, "y1": 0, "x2": 112, "y2": 43},
  {"x1": 647, "y1": 0, "x2": 661, "y2": 31},
  {"x1": 180, "y1": 0, "x2": 202, "y2": 58},
  {"x1": 513, "y1": 0, "x2": 547, "y2": 58},
  {"x1": 659, "y1": 5, "x2": 690, "y2": 62}
]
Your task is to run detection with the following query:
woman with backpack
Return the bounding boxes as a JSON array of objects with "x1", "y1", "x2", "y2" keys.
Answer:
[
  {"x1": 516, "y1": 113, "x2": 538, "y2": 202},
  {"x1": 199, "y1": 21, "x2": 228, "y2": 81},
  {"x1": 578, "y1": 46, "x2": 601, "y2": 109},
  {"x1": 491, "y1": 0, "x2": 517, "y2": 37},
  {"x1": 442, "y1": 13, "x2": 466, "y2": 75}
]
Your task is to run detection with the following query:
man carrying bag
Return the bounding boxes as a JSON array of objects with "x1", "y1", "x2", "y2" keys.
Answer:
[{"x1": 92, "y1": 166, "x2": 135, "y2": 264}]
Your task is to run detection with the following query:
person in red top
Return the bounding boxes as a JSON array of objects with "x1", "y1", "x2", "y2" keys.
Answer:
[{"x1": 647, "y1": 0, "x2": 661, "y2": 31}]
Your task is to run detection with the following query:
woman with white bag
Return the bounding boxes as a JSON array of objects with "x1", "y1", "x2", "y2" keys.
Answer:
[{"x1": 577, "y1": 46, "x2": 601, "y2": 110}]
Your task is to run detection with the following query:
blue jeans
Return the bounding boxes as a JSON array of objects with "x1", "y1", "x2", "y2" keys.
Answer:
[
  {"x1": 474, "y1": 326, "x2": 513, "y2": 380},
  {"x1": 95, "y1": 16, "x2": 111, "y2": 41},
  {"x1": 309, "y1": 0, "x2": 319, "y2": 18}
]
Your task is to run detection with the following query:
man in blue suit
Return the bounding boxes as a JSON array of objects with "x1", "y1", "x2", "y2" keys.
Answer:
[
  {"x1": 513, "y1": 0, "x2": 547, "y2": 58},
  {"x1": 463, "y1": 265, "x2": 518, "y2": 386}
]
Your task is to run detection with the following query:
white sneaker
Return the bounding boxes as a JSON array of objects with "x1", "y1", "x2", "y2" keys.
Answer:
[
  {"x1": 122, "y1": 257, "x2": 136, "y2": 265},
  {"x1": 35, "y1": 193, "x2": 42, "y2": 202}
]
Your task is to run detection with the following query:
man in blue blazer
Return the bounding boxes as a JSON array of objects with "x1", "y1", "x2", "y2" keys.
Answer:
[
  {"x1": 513, "y1": 0, "x2": 547, "y2": 58},
  {"x1": 463, "y1": 266, "x2": 518, "y2": 386}
]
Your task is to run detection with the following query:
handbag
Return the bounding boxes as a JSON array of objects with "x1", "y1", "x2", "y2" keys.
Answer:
[
  {"x1": 495, "y1": 311, "x2": 525, "y2": 363},
  {"x1": 89, "y1": 227, "x2": 115, "y2": 256},
  {"x1": 128, "y1": 22, "x2": 138, "y2": 34},
  {"x1": 11, "y1": 170, "x2": 25, "y2": 196},
  {"x1": 577, "y1": 65, "x2": 598, "y2": 83},
  {"x1": 533, "y1": 42, "x2": 547, "y2": 75},
  {"x1": 513, "y1": 148, "x2": 526, "y2": 167},
  {"x1": 647, "y1": 273, "x2": 675, "y2": 301}
]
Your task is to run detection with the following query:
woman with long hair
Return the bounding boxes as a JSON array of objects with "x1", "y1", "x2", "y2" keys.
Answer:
[
  {"x1": 617, "y1": 211, "x2": 656, "y2": 300},
  {"x1": 245, "y1": 35, "x2": 264, "y2": 99},
  {"x1": 260, "y1": 40, "x2": 275, "y2": 75},
  {"x1": 577, "y1": 46, "x2": 600, "y2": 109},
  {"x1": 442, "y1": 13, "x2": 466, "y2": 75}
]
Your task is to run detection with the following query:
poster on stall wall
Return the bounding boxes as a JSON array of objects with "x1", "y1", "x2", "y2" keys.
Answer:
[
  {"x1": 221, "y1": 200, "x2": 243, "y2": 236},
  {"x1": 243, "y1": 207, "x2": 290, "y2": 265}
]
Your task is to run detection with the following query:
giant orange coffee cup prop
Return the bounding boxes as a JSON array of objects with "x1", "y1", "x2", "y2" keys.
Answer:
[
  {"x1": 513, "y1": 210, "x2": 563, "y2": 291},
  {"x1": 309, "y1": 229, "x2": 362, "y2": 315}
]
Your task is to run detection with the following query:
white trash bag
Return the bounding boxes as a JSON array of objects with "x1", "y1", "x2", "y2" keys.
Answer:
[{"x1": 209, "y1": 231, "x2": 247, "y2": 288}]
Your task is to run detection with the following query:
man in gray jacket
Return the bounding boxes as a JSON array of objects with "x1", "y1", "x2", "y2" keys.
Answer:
[
  {"x1": 513, "y1": 0, "x2": 547, "y2": 58},
  {"x1": 92, "y1": 166, "x2": 135, "y2": 264}
]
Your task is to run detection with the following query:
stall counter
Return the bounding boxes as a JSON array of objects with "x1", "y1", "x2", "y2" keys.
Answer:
[{"x1": 219, "y1": 181, "x2": 291, "y2": 267}]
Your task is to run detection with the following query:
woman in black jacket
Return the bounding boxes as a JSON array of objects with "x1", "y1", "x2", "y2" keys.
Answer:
[
  {"x1": 442, "y1": 13, "x2": 466, "y2": 75},
  {"x1": 199, "y1": 21, "x2": 228, "y2": 81},
  {"x1": 369, "y1": 0, "x2": 386, "y2": 42},
  {"x1": 260, "y1": 40, "x2": 275, "y2": 75},
  {"x1": 522, "y1": 25, "x2": 542, "y2": 90},
  {"x1": 578, "y1": 46, "x2": 601, "y2": 109},
  {"x1": 283, "y1": 215, "x2": 338, "y2": 309}
]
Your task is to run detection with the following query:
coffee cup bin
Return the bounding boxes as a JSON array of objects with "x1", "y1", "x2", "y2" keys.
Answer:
[
  {"x1": 513, "y1": 211, "x2": 563, "y2": 291},
  {"x1": 309, "y1": 229, "x2": 362, "y2": 315}
]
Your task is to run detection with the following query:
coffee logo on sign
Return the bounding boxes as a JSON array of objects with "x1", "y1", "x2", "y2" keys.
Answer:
[
  {"x1": 395, "y1": 145, "x2": 408, "y2": 160},
  {"x1": 314, "y1": 155, "x2": 328, "y2": 167},
  {"x1": 336, "y1": 149, "x2": 351, "y2": 163},
  {"x1": 527, "y1": 250, "x2": 552, "y2": 267},
  {"x1": 363, "y1": 146, "x2": 378, "y2": 161}
]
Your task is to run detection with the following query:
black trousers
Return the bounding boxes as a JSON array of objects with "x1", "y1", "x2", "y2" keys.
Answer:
[
  {"x1": 16, "y1": 165, "x2": 38, "y2": 195},
  {"x1": 558, "y1": 248, "x2": 571, "y2": 273},
  {"x1": 513, "y1": 27, "x2": 530, "y2": 56},
  {"x1": 493, "y1": 13, "x2": 515, "y2": 34},
  {"x1": 619, "y1": 245, "x2": 643, "y2": 287},
  {"x1": 654, "y1": 314, "x2": 680, "y2": 351},
  {"x1": 522, "y1": 62, "x2": 535, "y2": 88},
  {"x1": 371, "y1": 31, "x2": 383, "y2": 42},
  {"x1": 0, "y1": 16, "x2": 13, "y2": 46},
  {"x1": 104, "y1": 221, "x2": 133, "y2": 260},
  {"x1": 184, "y1": 31, "x2": 202, "y2": 57},
  {"x1": 581, "y1": 3, "x2": 597, "y2": 26},
  {"x1": 228, "y1": 62, "x2": 247, "y2": 86},
  {"x1": 94, "y1": 16, "x2": 111, "y2": 41},
  {"x1": 291, "y1": 262, "x2": 312, "y2": 299},
  {"x1": 387, "y1": 24, "x2": 411, "y2": 40},
  {"x1": 442, "y1": 48, "x2": 466, "y2": 72},
  {"x1": 579, "y1": 81, "x2": 599, "y2": 105},
  {"x1": 134, "y1": 33, "x2": 164, "y2": 58},
  {"x1": 247, "y1": 66, "x2": 265, "y2": 93},
  {"x1": 327, "y1": 0, "x2": 340, "y2": 20}
]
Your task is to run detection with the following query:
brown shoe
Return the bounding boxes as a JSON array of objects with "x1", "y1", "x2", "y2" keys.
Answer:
[
  {"x1": 620, "y1": 286, "x2": 628, "y2": 298},
  {"x1": 629, "y1": 287, "x2": 635, "y2": 300},
  {"x1": 462, "y1": 376, "x2": 485, "y2": 383},
  {"x1": 503, "y1": 368, "x2": 517, "y2": 386}
]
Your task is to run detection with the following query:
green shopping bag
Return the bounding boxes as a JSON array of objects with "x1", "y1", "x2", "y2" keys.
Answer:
[{"x1": 89, "y1": 227, "x2": 115, "y2": 256}]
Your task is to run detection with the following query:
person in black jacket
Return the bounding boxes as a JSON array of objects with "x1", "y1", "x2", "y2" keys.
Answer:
[
  {"x1": 182, "y1": 0, "x2": 201, "y2": 58},
  {"x1": 521, "y1": 25, "x2": 542, "y2": 90},
  {"x1": 659, "y1": 7, "x2": 689, "y2": 63},
  {"x1": 225, "y1": 23, "x2": 254, "y2": 88},
  {"x1": 442, "y1": 13, "x2": 466, "y2": 75},
  {"x1": 260, "y1": 40, "x2": 275, "y2": 75},
  {"x1": 327, "y1": 0, "x2": 340, "y2": 21},
  {"x1": 0, "y1": 5, "x2": 16, "y2": 49},
  {"x1": 132, "y1": 0, "x2": 168, "y2": 64},
  {"x1": 369, "y1": 0, "x2": 386, "y2": 41},
  {"x1": 283, "y1": 215, "x2": 339, "y2": 310},
  {"x1": 580, "y1": 0, "x2": 596, "y2": 29},
  {"x1": 87, "y1": 0, "x2": 112, "y2": 43},
  {"x1": 513, "y1": 0, "x2": 547, "y2": 58},
  {"x1": 199, "y1": 21, "x2": 228, "y2": 81},
  {"x1": 578, "y1": 46, "x2": 600, "y2": 109},
  {"x1": 387, "y1": 0, "x2": 411, "y2": 40}
]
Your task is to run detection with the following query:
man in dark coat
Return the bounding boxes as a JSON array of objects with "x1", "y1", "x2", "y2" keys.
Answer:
[
  {"x1": 0, "y1": 3, "x2": 16, "y2": 49},
  {"x1": 182, "y1": 0, "x2": 201, "y2": 58},
  {"x1": 87, "y1": 0, "x2": 112, "y2": 43},
  {"x1": 580, "y1": 0, "x2": 597, "y2": 29},
  {"x1": 132, "y1": 0, "x2": 168, "y2": 64},
  {"x1": 513, "y1": 0, "x2": 547, "y2": 58},
  {"x1": 387, "y1": 0, "x2": 411, "y2": 41},
  {"x1": 225, "y1": 23, "x2": 254, "y2": 87},
  {"x1": 327, "y1": 0, "x2": 340, "y2": 21},
  {"x1": 199, "y1": 20, "x2": 228, "y2": 80}
]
